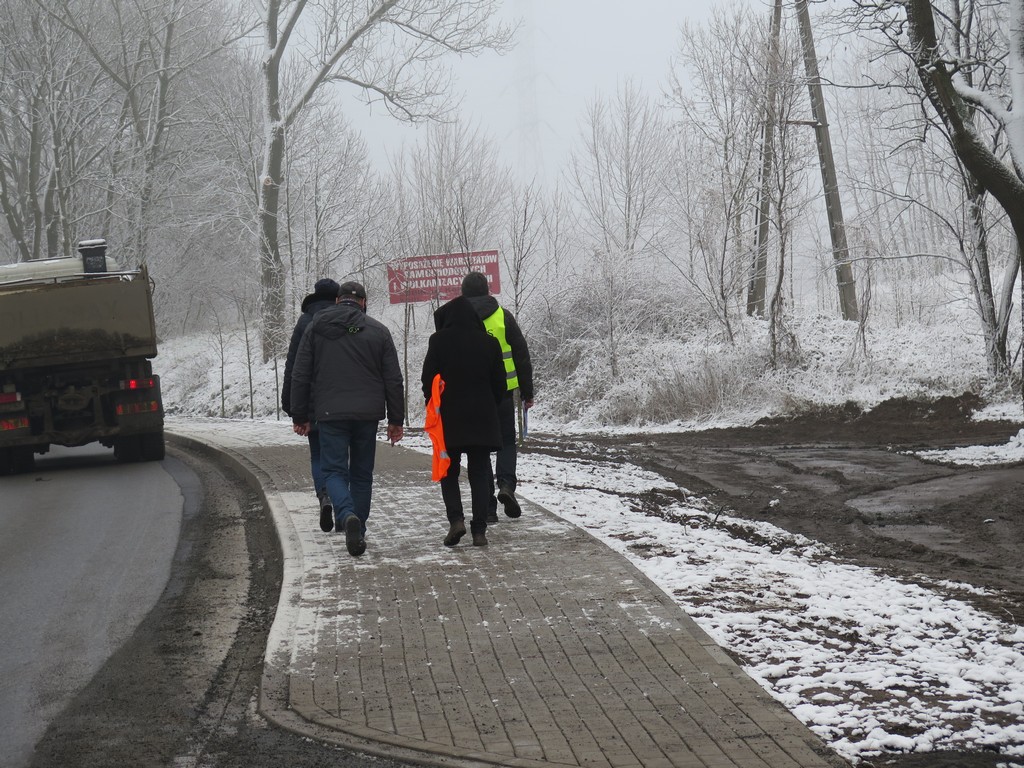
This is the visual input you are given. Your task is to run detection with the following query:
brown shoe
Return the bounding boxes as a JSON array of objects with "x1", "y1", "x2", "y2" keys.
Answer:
[
  {"x1": 318, "y1": 489, "x2": 334, "y2": 532},
  {"x1": 343, "y1": 514, "x2": 366, "y2": 557},
  {"x1": 444, "y1": 519, "x2": 467, "y2": 547},
  {"x1": 472, "y1": 531, "x2": 488, "y2": 547}
]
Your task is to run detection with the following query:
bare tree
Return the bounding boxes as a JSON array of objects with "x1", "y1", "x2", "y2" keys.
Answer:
[
  {"x1": 33, "y1": 0, "x2": 250, "y2": 266},
  {"x1": 391, "y1": 120, "x2": 508, "y2": 267},
  {"x1": 748, "y1": 0, "x2": 786, "y2": 318},
  {"x1": 503, "y1": 179, "x2": 545, "y2": 318},
  {"x1": 255, "y1": 0, "x2": 512, "y2": 359},
  {"x1": 437, "y1": 122, "x2": 509, "y2": 256},
  {"x1": 283, "y1": 103, "x2": 387, "y2": 316},
  {"x1": 150, "y1": 45, "x2": 267, "y2": 335},
  {"x1": 567, "y1": 80, "x2": 668, "y2": 258},
  {"x1": 566, "y1": 80, "x2": 670, "y2": 379},
  {"x1": 540, "y1": 183, "x2": 575, "y2": 286},
  {"x1": 664, "y1": 6, "x2": 766, "y2": 340},
  {"x1": 0, "y1": 0, "x2": 109, "y2": 261},
  {"x1": 822, "y1": 30, "x2": 1005, "y2": 347},
  {"x1": 847, "y1": 0, "x2": 1023, "y2": 382},
  {"x1": 766, "y1": 29, "x2": 815, "y2": 369}
]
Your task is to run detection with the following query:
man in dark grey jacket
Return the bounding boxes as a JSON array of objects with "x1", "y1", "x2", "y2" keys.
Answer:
[{"x1": 290, "y1": 281, "x2": 405, "y2": 557}]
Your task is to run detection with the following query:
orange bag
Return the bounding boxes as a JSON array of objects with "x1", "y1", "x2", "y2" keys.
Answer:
[{"x1": 424, "y1": 373, "x2": 450, "y2": 481}]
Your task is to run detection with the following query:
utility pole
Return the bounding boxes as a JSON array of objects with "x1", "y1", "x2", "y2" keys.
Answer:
[{"x1": 795, "y1": 0, "x2": 859, "y2": 321}]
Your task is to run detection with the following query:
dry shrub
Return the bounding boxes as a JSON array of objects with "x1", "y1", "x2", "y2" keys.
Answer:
[{"x1": 643, "y1": 355, "x2": 765, "y2": 424}]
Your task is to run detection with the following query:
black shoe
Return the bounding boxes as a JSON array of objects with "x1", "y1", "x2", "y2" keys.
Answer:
[
  {"x1": 444, "y1": 519, "x2": 467, "y2": 547},
  {"x1": 497, "y1": 486, "x2": 522, "y2": 518},
  {"x1": 486, "y1": 509, "x2": 499, "y2": 523},
  {"x1": 472, "y1": 531, "x2": 488, "y2": 547},
  {"x1": 344, "y1": 515, "x2": 365, "y2": 557},
  {"x1": 318, "y1": 489, "x2": 334, "y2": 533}
]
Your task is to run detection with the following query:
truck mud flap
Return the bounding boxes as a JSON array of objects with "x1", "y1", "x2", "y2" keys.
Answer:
[
  {"x1": 114, "y1": 430, "x2": 165, "y2": 463},
  {"x1": 0, "y1": 446, "x2": 34, "y2": 475}
]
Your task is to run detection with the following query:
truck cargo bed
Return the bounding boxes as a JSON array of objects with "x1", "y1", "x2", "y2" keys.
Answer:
[{"x1": 0, "y1": 272, "x2": 158, "y2": 370}]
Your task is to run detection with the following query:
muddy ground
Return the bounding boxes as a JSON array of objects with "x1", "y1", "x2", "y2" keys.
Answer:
[
  {"x1": 532, "y1": 394, "x2": 1024, "y2": 622},
  {"x1": 528, "y1": 393, "x2": 1024, "y2": 767}
]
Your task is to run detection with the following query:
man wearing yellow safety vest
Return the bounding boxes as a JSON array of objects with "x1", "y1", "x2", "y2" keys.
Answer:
[{"x1": 460, "y1": 271, "x2": 535, "y2": 521}]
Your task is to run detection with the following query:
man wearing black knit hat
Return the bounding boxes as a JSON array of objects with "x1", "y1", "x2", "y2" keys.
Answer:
[
  {"x1": 460, "y1": 271, "x2": 535, "y2": 522},
  {"x1": 283, "y1": 277, "x2": 340, "y2": 532}
]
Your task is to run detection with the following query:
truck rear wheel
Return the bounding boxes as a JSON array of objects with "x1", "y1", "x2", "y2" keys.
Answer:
[{"x1": 140, "y1": 431, "x2": 165, "y2": 462}]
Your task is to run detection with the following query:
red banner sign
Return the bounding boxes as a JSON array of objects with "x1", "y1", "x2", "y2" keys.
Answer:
[{"x1": 387, "y1": 250, "x2": 501, "y2": 304}]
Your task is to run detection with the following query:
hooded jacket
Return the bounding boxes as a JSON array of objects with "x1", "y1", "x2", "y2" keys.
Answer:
[
  {"x1": 421, "y1": 296, "x2": 506, "y2": 452},
  {"x1": 290, "y1": 300, "x2": 404, "y2": 426},
  {"x1": 281, "y1": 289, "x2": 337, "y2": 416},
  {"x1": 464, "y1": 294, "x2": 535, "y2": 402}
]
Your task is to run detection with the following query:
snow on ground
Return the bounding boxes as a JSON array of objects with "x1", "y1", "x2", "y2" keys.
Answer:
[
  {"x1": 914, "y1": 427, "x2": 1024, "y2": 467},
  {"x1": 169, "y1": 413, "x2": 1024, "y2": 765},
  {"x1": 910, "y1": 404, "x2": 1024, "y2": 466}
]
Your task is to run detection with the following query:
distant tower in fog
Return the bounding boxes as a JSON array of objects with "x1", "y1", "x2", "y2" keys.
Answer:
[{"x1": 514, "y1": 0, "x2": 543, "y2": 181}]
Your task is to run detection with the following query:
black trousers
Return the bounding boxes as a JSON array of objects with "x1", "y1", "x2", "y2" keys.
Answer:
[{"x1": 441, "y1": 448, "x2": 494, "y2": 533}]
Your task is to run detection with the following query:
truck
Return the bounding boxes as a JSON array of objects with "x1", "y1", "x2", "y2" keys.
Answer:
[{"x1": 0, "y1": 239, "x2": 164, "y2": 474}]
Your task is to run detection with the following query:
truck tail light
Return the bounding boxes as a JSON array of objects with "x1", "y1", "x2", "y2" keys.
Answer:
[
  {"x1": 120, "y1": 377, "x2": 156, "y2": 391},
  {"x1": 0, "y1": 391, "x2": 22, "y2": 405},
  {"x1": 0, "y1": 416, "x2": 29, "y2": 431},
  {"x1": 116, "y1": 400, "x2": 160, "y2": 416}
]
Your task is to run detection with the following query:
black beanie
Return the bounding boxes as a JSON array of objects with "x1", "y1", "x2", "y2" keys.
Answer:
[
  {"x1": 314, "y1": 278, "x2": 340, "y2": 297},
  {"x1": 461, "y1": 271, "x2": 489, "y2": 297}
]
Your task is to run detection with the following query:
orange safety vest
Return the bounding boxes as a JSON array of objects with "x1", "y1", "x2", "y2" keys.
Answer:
[{"x1": 424, "y1": 373, "x2": 450, "y2": 481}]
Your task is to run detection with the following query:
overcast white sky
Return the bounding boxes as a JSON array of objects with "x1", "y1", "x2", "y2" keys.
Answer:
[{"x1": 345, "y1": 0, "x2": 724, "y2": 180}]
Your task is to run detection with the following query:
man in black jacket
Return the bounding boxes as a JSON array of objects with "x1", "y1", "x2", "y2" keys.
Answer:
[
  {"x1": 460, "y1": 271, "x2": 535, "y2": 522},
  {"x1": 282, "y1": 278, "x2": 340, "y2": 533},
  {"x1": 290, "y1": 281, "x2": 405, "y2": 557}
]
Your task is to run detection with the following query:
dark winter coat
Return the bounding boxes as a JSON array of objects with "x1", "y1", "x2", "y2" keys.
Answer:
[
  {"x1": 290, "y1": 300, "x2": 405, "y2": 426},
  {"x1": 421, "y1": 296, "x2": 506, "y2": 452},
  {"x1": 464, "y1": 294, "x2": 535, "y2": 402},
  {"x1": 281, "y1": 290, "x2": 338, "y2": 416}
]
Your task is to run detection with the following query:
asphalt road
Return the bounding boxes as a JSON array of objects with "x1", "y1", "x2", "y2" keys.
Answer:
[
  {"x1": 0, "y1": 444, "x2": 185, "y2": 768},
  {"x1": 23, "y1": 438, "x2": 416, "y2": 768}
]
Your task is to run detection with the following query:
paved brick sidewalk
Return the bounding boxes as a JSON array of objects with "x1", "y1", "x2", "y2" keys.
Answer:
[{"x1": 169, "y1": 424, "x2": 847, "y2": 768}]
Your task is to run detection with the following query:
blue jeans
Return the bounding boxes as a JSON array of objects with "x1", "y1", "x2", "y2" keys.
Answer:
[
  {"x1": 307, "y1": 428, "x2": 324, "y2": 494},
  {"x1": 319, "y1": 420, "x2": 378, "y2": 531}
]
